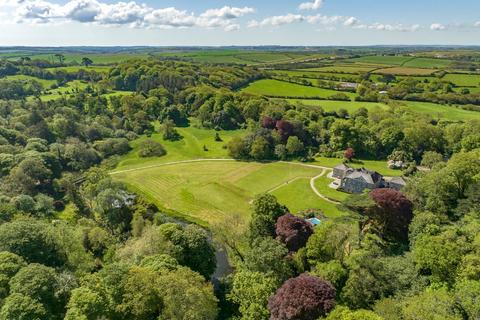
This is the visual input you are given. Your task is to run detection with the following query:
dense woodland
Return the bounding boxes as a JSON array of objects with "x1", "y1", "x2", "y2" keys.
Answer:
[{"x1": 0, "y1": 51, "x2": 479, "y2": 319}]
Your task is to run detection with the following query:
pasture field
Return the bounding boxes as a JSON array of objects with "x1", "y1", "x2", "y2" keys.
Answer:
[
  {"x1": 374, "y1": 67, "x2": 437, "y2": 76},
  {"x1": 403, "y1": 57, "x2": 453, "y2": 69},
  {"x1": 401, "y1": 101, "x2": 480, "y2": 121},
  {"x1": 298, "y1": 65, "x2": 379, "y2": 73},
  {"x1": 45, "y1": 66, "x2": 111, "y2": 73},
  {"x1": 271, "y1": 70, "x2": 360, "y2": 81},
  {"x1": 13, "y1": 53, "x2": 151, "y2": 64},
  {"x1": 443, "y1": 74, "x2": 480, "y2": 87},
  {"x1": 287, "y1": 98, "x2": 480, "y2": 121},
  {"x1": 287, "y1": 99, "x2": 389, "y2": 113},
  {"x1": 113, "y1": 161, "x2": 344, "y2": 226},
  {"x1": 158, "y1": 51, "x2": 327, "y2": 65},
  {"x1": 347, "y1": 55, "x2": 413, "y2": 66},
  {"x1": 3, "y1": 74, "x2": 57, "y2": 88},
  {"x1": 35, "y1": 80, "x2": 90, "y2": 101},
  {"x1": 242, "y1": 79, "x2": 357, "y2": 99},
  {"x1": 454, "y1": 87, "x2": 480, "y2": 94}
]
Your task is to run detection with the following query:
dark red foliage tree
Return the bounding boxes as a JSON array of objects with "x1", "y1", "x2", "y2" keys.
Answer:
[
  {"x1": 275, "y1": 214, "x2": 313, "y2": 252},
  {"x1": 344, "y1": 147, "x2": 355, "y2": 161},
  {"x1": 368, "y1": 188, "x2": 413, "y2": 242},
  {"x1": 262, "y1": 116, "x2": 276, "y2": 129},
  {"x1": 268, "y1": 273, "x2": 336, "y2": 320},
  {"x1": 276, "y1": 120, "x2": 294, "y2": 142}
]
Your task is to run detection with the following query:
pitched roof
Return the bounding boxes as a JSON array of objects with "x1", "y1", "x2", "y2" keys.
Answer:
[{"x1": 345, "y1": 168, "x2": 382, "y2": 184}]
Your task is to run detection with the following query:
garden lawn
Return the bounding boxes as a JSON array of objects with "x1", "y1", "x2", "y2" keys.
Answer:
[
  {"x1": 113, "y1": 161, "x2": 343, "y2": 226},
  {"x1": 115, "y1": 126, "x2": 245, "y2": 170},
  {"x1": 312, "y1": 157, "x2": 403, "y2": 177},
  {"x1": 313, "y1": 170, "x2": 349, "y2": 202},
  {"x1": 242, "y1": 79, "x2": 356, "y2": 99}
]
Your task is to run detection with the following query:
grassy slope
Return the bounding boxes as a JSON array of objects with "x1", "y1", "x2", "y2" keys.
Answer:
[
  {"x1": 402, "y1": 101, "x2": 480, "y2": 121},
  {"x1": 286, "y1": 98, "x2": 480, "y2": 121},
  {"x1": 3, "y1": 75, "x2": 57, "y2": 88},
  {"x1": 242, "y1": 79, "x2": 357, "y2": 99},
  {"x1": 114, "y1": 161, "x2": 332, "y2": 225},
  {"x1": 112, "y1": 126, "x2": 367, "y2": 225},
  {"x1": 287, "y1": 99, "x2": 389, "y2": 113},
  {"x1": 443, "y1": 74, "x2": 480, "y2": 87}
]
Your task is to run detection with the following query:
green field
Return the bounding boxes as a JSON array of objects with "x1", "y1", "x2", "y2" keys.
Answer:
[
  {"x1": 3, "y1": 74, "x2": 57, "y2": 88},
  {"x1": 35, "y1": 80, "x2": 90, "y2": 101},
  {"x1": 116, "y1": 126, "x2": 244, "y2": 170},
  {"x1": 401, "y1": 101, "x2": 480, "y2": 121},
  {"x1": 312, "y1": 157, "x2": 403, "y2": 177},
  {"x1": 158, "y1": 51, "x2": 327, "y2": 65},
  {"x1": 287, "y1": 99, "x2": 389, "y2": 113},
  {"x1": 443, "y1": 74, "x2": 480, "y2": 87},
  {"x1": 299, "y1": 65, "x2": 378, "y2": 73},
  {"x1": 45, "y1": 66, "x2": 111, "y2": 73},
  {"x1": 113, "y1": 161, "x2": 343, "y2": 225},
  {"x1": 14, "y1": 53, "x2": 151, "y2": 64},
  {"x1": 374, "y1": 67, "x2": 437, "y2": 76},
  {"x1": 348, "y1": 55, "x2": 413, "y2": 66},
  {"x1": 313, "y1": 170, "x2": 349, "y2": 202},
  {"x1": 403, "y1": 57, "x2": 453, "y2": 69},
  {"x1": 242, "y1": 79, "x2": 356, "y2": 99},
  {"x1": 286, "y1": 98, "x2": 480, "y2": 121},
  {"x1": 112, "y1": 126, "x2": 357, "y2": 225}
]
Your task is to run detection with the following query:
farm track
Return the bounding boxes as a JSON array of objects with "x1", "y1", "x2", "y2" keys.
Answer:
[{"x1": 110, "y1": 158, "x2": 338, "y2": 203}]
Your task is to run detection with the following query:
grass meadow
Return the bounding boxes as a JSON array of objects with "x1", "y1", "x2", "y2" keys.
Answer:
[{"x1": 242, "y1": 79, "x2": 357, "y2": 99}]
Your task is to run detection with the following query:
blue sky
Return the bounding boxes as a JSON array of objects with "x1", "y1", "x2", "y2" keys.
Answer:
[{"x1": 0, "y1": 0, "x2": 479, "y2": 46}]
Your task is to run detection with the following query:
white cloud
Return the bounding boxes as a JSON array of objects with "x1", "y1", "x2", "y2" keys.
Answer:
[
  {"x1": 343, "y1": 17, "x2": 359, "y2": 27},
  {"x1": 250, "y1": 13, "x2": 304, "y2": 27},
  {"x1": 367, "y1": 23, "x2": 420, "y2": 32},
  {"x1": 298, "y1": 0, "x2": 324, "y2": 11},
  {"x1": 430, "y1": 23, "x2": 446, "y2": 31},
  {"x1": 474, "y1": 21, "x2": 480, "y2": 27},
  {"x1": 6, "y1": 0, "x2": 254, "y2": 30}
]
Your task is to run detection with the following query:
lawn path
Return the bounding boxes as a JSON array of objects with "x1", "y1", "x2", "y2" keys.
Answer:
[{"x1": 309, "y1": 169, "x2": 341, "y2": 204}]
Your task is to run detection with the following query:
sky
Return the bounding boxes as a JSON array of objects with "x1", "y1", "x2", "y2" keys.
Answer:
[{"x1": 0, "y1": 0, "x2": 479, "y2": 46}]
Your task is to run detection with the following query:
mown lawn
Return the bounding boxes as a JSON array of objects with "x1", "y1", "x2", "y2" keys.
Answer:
[
  {"x1": 242, "y1": 79, "x2": 357, "y2": 99},
  {"x1": 271, "y1": 178, "x2": 347, "y2": 218},
  {"x1": 313, "y1": 170, "x2": 349, "y2": 202},
  {"x1": 113, "y1": 161, "x2": 337, "y2": 226},
  {"x1": 115, "y1": 126, "x2": 245, "y2": 170}
]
